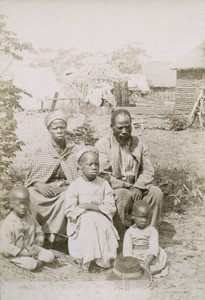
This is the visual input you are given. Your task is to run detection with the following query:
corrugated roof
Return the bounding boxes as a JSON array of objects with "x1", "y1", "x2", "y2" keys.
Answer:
[{"x1": 141, "y1": 61, "x2": 176, "y2": 87}]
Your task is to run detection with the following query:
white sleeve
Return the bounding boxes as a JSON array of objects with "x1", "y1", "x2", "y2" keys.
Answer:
[
  {"x1": 123, "y1": 229, "x2": 133, "y2": 257},
  {"x1": 99, "y1": 180, "x2": 116, "y2": 220},
  {"x1": 64, "y1": 182, "x2": 85, "y2": 220}
]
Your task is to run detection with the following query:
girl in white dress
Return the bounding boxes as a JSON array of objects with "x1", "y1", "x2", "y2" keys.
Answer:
[
  {"x1": 65, "y1": 147, "x2": 119, "y2": 271},
  {"x1": 123, "y1": 200, "x2": 167, "y2": 275}
]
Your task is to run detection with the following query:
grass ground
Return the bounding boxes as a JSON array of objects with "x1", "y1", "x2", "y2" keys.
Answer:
[{"x1": 0, "y1": 107, "x2": 205, "y2": 300}]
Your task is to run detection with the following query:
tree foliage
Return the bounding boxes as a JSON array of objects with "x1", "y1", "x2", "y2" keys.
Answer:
[
  {"x1": 29, "y1": 47, "x2": 92, "y2": 83},
  {"x1": 110, "y1": 44, "x2": 147, "y2": 74},
  {"x1": 0, "y1": 15, "x2": 33, "y2": 218}
]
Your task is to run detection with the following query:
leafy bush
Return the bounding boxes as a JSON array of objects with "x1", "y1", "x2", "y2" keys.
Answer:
[
  {"x1": 0, "y1": 15, "x2": 33, "y2": 218},
  {"x1": 154, "y1": 168, "x2": 203, "y2": 214},
  {"x1": 169, "y1": 115, "x2": 188, "y2": 131},
  {"x1": 0, "y1": 83, "x2": 27, "y2": 218},
  {"x1": 67, "y1": 119, "x2": 98, "y2": 146}
]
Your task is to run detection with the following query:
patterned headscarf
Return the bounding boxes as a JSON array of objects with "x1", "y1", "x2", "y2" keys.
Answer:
[{"x1": 45, "y1": 110, "x2": 67, "y2": 128}]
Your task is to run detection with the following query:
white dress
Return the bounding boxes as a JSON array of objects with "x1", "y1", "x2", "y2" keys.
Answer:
[
  {"x1": 123, "y1": 225, "x2": 167, "y2": 274},
  {"x1": 65, "y1": 177, "x2": 119, "y2": 268}
]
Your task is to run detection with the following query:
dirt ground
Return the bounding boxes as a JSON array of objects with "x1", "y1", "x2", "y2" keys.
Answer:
[{"x1": 0, "y1": 109, "x2": 205, "y2": 300}]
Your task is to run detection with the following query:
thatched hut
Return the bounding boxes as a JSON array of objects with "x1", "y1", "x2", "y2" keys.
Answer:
[
  {"x1": 141, "y1": 61, "x2": 176, "y2": 102},
  {"x1": 63, "y1": 69, "x2": 82, "y2": 100},
  {"x1": 172, "y1": 41, "x2": 205, "y2": 114},
  {"x1": 69, "y1": 57, "x2": 127, "y2": 106}
]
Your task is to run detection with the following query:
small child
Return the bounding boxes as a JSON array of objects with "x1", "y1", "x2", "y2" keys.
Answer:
[
  {"x1": 123, "y1": 200, "x2": 167, "y2": 275},
  {"x1": 0, "y1": 186, "x2": 55, "y2": 271},
  {"x1": 65, "y1": 146, "x2": 119, "y2": 271}
]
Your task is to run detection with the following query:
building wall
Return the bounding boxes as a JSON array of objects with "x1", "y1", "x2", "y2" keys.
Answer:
[
  {"x1": 175, "y1": 69, "x2": 204, "y2": 114},
  {"x1": 152, "y1": 87, "x2": 176, "y2": 102}
]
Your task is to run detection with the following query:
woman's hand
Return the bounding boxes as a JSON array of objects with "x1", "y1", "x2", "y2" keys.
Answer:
[
  {"x1": 51, "y1": 186, "x2": 68, "y2": 195},
  {"x1": 33, "y1": 182, "x2": 58, "y2": 197}
]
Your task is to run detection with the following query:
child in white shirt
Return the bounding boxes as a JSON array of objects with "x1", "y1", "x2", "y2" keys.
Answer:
[
  {"x1": 0, "y1": 186, "x2": 55, "y2": 270},
  {"x1": 123, "y1": 200, "x2": 167, "y2": 275}
]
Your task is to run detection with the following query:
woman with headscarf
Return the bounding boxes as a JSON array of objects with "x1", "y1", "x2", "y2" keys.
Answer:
[{"x1": 25, "y1": 111, "x2": 78, "y2": 244}]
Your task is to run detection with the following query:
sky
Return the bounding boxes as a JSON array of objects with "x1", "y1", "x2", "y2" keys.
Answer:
[{"x1": 0, "y1": 0, "x2": 205, "y2": 61}]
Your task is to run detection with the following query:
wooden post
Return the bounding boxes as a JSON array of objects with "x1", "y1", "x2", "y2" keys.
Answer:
[
  {"x1": 122, "y1": 81, "x2": 129, "y2": 106},
  {"x1": 50, "y1": 92, "x2": 59, "y2": 112},
  {"x1": 41, "y1": 100, "x2": 44, "y2": 113},
  {"x1": 114, "y1": 83, "x2": 121, "y2": 106},
  {"x1": 188, "y1": 87, "x2": 205, "y2": 129}
]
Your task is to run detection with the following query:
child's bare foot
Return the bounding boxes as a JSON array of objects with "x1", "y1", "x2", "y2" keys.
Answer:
[
  {"x1": 33, "y1": 260, "x2": 44, "y2": 271},
  {"x1": 44, "y1": 258, "x2": 60, "y2": 269}
]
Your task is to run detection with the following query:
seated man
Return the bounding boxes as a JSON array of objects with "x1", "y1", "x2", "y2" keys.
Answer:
[{"x1": 95, "y1": 109, "x2": 163, "y2": 236}]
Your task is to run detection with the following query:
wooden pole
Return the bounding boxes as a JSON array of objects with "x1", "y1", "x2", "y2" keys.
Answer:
[
  {"x1": 50, "y1": 92, "x2": 59, "y2": 112},
  {"x1": 123, "y1": 81, "x2": 129, "y2": 106},
  {"x1": 114, "y1": 83, "x2": 121, "y2": 106},
  {"x1": 188, "y1": 88, "x2": 205, "y2": 129},
  {"x1": 41, "y1": 100, "x2": 44, "y2": 113}
]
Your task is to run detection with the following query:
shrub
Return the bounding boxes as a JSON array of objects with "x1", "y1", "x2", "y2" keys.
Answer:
[
  {"x1": 168, "y1": 115, "x2": 188, "y2": 131},
  {"x1": 0, "y1": 83, "x2": 28, "y2": 218},
  {"x1": 0, "y1": 15, "x2": 33, "y2": 219},
  {"x1": 154, "y1": 167, "x2": 203, "y2": 215},
  {"x1": 67, "y1": 119, "x2": 99, "y2": 146}
]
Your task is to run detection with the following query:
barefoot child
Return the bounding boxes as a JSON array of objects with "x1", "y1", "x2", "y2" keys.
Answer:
[
  {"x1": 0, "y1": 186, "x2": 55, "y2": 270},
  {"x1": 65, "y1": 146, "x2": 119, "y2": 271},
  {"x1": 123, "y1": 200, "x2": 167, "y2": 275}
]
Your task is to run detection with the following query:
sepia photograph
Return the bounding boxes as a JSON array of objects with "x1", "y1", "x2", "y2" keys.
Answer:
[{"x1": 0, "y1": 0, "x2": 205, "y2": 299}]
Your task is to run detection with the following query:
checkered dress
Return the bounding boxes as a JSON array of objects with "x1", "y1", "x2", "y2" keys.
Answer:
[
  {"x1": 25, "y1": 138, "x2": 79, "y2": 237},
  {"x1": 25, "y1": 139, "x2": 79, "y2": 187}
]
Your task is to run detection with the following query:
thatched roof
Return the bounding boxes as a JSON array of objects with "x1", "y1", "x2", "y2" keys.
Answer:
[
  {"x1": 62, "y1": 78, "x2": 82, "y2": 99},
  {"x1": 141, "y1": 61, "x2": 176, "y2": 88},
  {"x1": 172, "y1": 41, "x2": 205, "y2": 70},
  {"x1": 69, "y1": 57, "x2": 124, "y2": 87}
]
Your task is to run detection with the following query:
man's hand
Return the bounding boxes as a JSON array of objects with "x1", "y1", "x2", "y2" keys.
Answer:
[
  {"x1": 33, "y1": 182, "x2": 58, "y2": 197},
  {"x1": 34, "y1": 238, "x2": 44, "y2": 247},
  {"x1": 131, "y1": 187, "x2": 143, "y2": 201},
  {"x1": 123, "y1": 182, "x2": 132, "y2": 189}
]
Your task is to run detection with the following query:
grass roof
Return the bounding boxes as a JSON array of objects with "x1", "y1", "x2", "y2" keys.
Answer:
[{"x1": 69, "y1": 57, "x2": 124, "y2": 87}]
